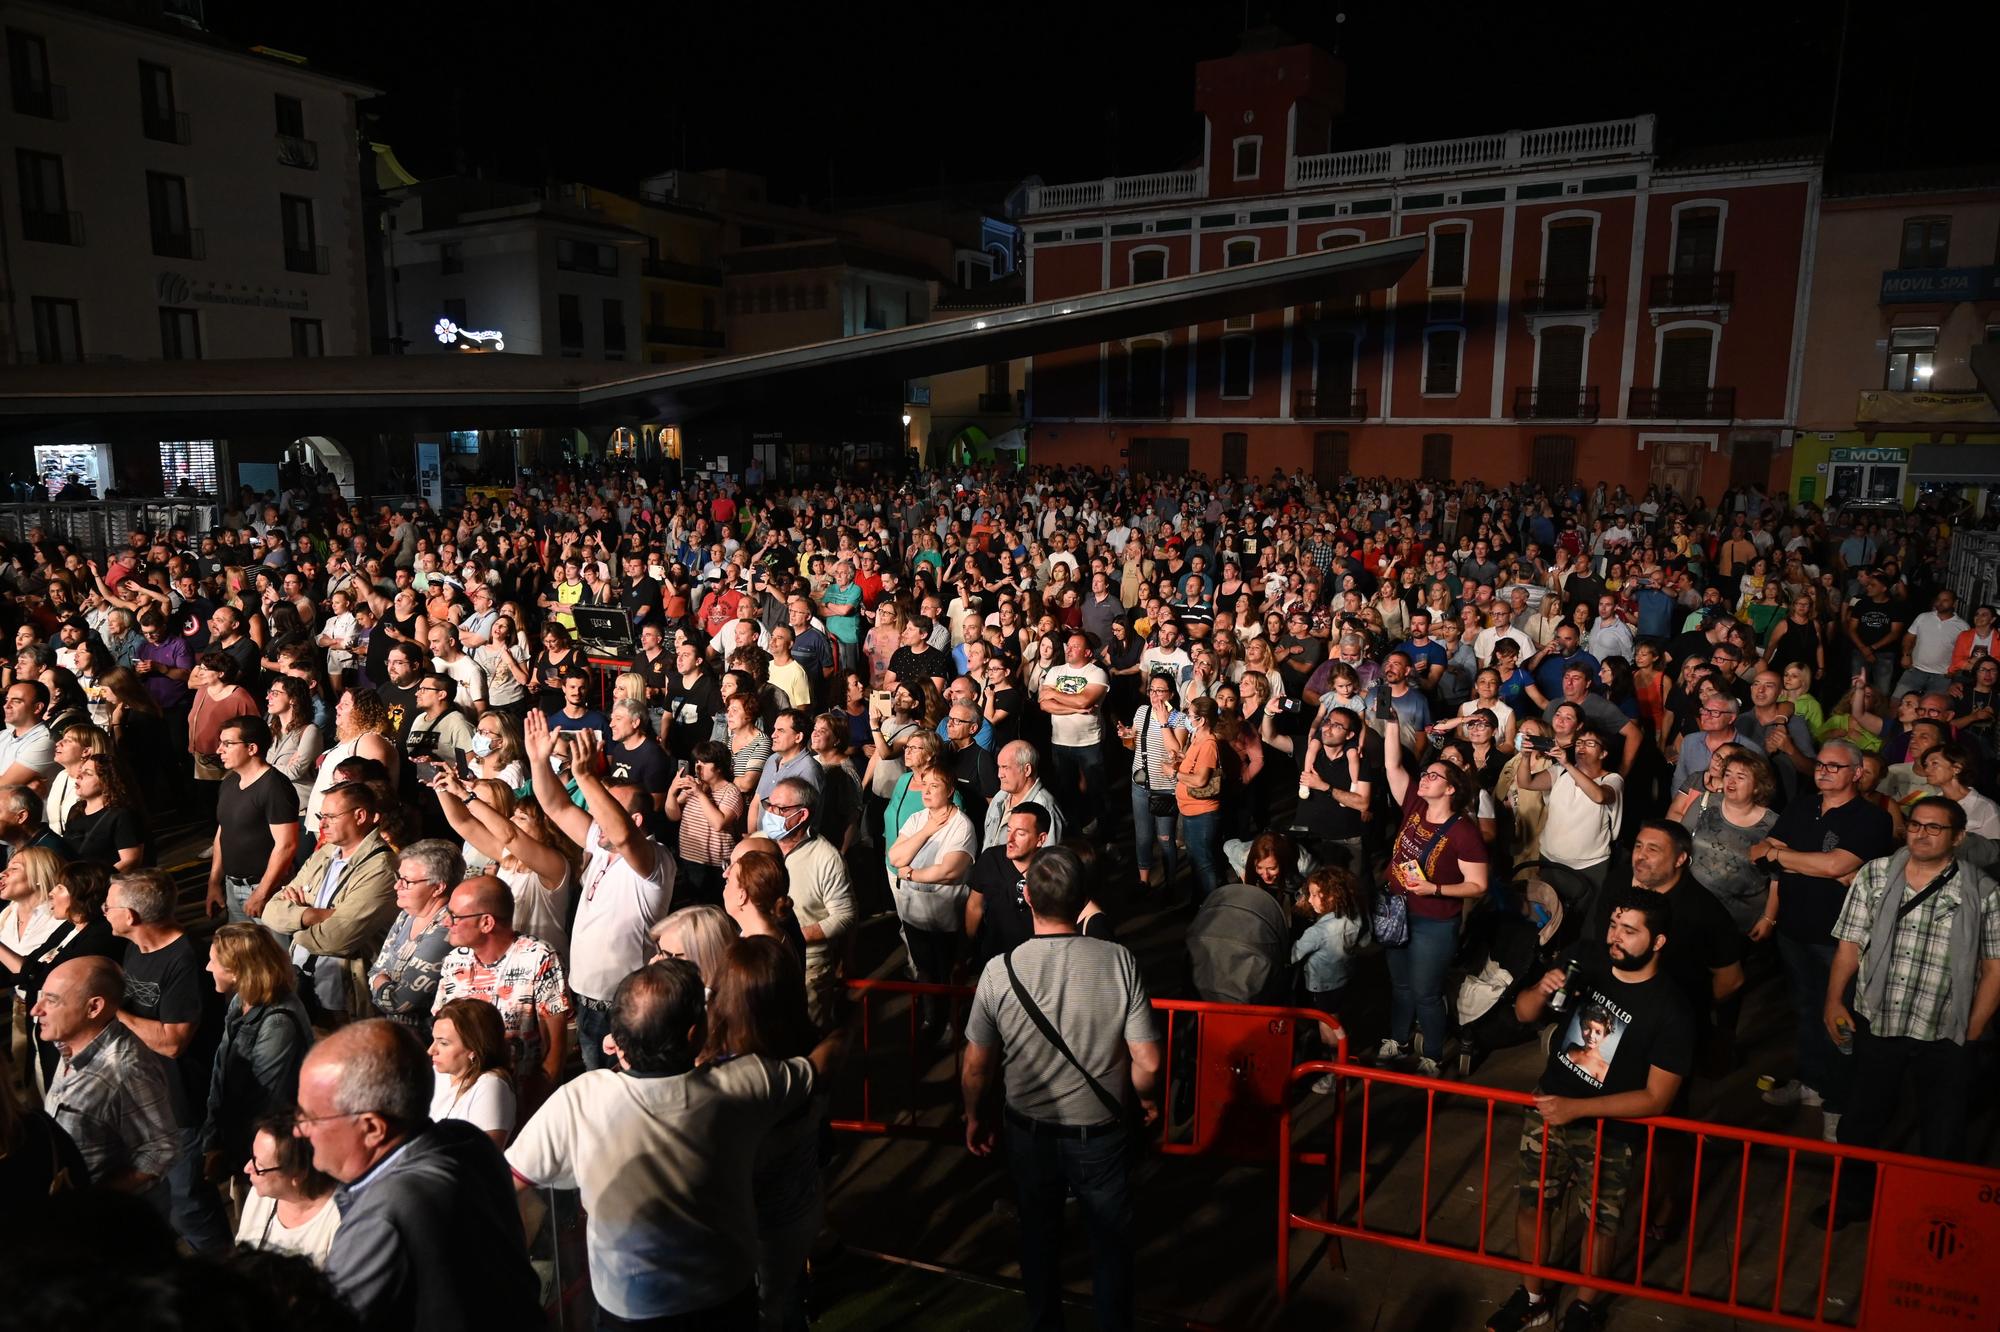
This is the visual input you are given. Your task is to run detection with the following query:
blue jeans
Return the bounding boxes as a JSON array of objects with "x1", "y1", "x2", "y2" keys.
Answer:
[
  {"x1": 1386, "y1": 912, "x2": 1459, "y2": 1052},
  {"x1": 1128, "y1": 784, "x2": 1178, "y2": 882},
  {"x1": 1180, "y1": 810, "x2": 1221, "y2": 903},
  {"x1": 168, "y1": 1124, "x2": 232, "y2": 1252},
  {"x1": 1892, "y1": 667, "x2": 1952, "y2": 700},
  {"x1": 1049, "y1": 742, "x2": 1106, "y2": 831},
  {"x1": 1777, "y1": 934, "x2": 1851, "y2": 1113},
  {"x1": 576, "y1": 998, "x2": 615, "y2": 1072},
  {"x1": 1005, "y1": 1116, "x2": 1134, "y2": 1332}
]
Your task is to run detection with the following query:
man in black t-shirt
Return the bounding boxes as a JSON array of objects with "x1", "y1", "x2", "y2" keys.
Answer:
[
  {"x1": 886, "y1": 614, "x2": 952, "y2": 696},
  {"x1": 375, "y1": 641, "x2": 425, "y2": 745},
  {"x1": 965, "y1": 801, "x2": 1048, "y2": 968},
  {"x1": 1591, "y1": 821, "x2": 1743, "y2": 1060},
  {"x1": 205, "y1": 716, "x2": 302, "y2": 924},
  {"x1": 663, "y1": 641, "x2": 721, "y2": 764},
  {"x1": 605, "y1": 700, "x2": 673, "y2": 810},
  {"x1": 108, "y1": 867, "x2": 231, "y2": 1253},
  {"x1": 631, "y1": 622, "x2": 674, "y2": 729},
  {"x1": 1486, "y1": 889, "x2": 1693, "y2": 1332}
]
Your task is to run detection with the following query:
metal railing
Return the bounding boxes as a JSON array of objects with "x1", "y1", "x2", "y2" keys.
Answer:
[
  {"x1": 1292, "y1": 115, "x2": 1654, "y2": 188},
  {"x1": 22, "y1": 209, "x2": 84, "y2": 246},
  {"x1": 285, "y1": 244, "x2": 330, "y2": 275},
  {"x1": 142, "y1": 108, "x2": 191, "y2": 144},
  {"x1": 1628, "y1": 386, "x2": 1737, "y2": 419},
  {"x1": 0, "y1": 500, "x2": 221, "y2": 552},
  {"x1": 1294, "y1": 388, "x2": 1368, "y2": 420},
  {"x1": 1276, "y1": 1057, "x2": 2000, "y2": 1330},
  {"x1": 1513, "y1": 386, "x2": 1601, "y2": 420},
  {"x1": 641, "y1": 256, "x2": 722, "y2": 284},
  {"x1": 1520, "y1": 275, "x2": 1607, "y2": 314},
  {"x1": 275, "y1": 134, "x2": 319, "y2": 170},
  {"x1": 1650, "y1": 271, "x2": 1735, "y2": 308}
]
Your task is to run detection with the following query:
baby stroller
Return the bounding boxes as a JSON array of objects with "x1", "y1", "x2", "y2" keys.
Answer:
[{"x1": 1446, "y1": 870, "x2": 1565, "y2": 1077}]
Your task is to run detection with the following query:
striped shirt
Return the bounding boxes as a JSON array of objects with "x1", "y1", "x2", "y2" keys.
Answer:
[
  {"x1": 677, "y1": 781, "x2": 743, "y2": 868},
  {"x1": 1834, "y1": 857, "x2": 2000, "y2": 1042},
  {"x1": 966, "y1": 934, "x2": 1157, "y2": 1125}
]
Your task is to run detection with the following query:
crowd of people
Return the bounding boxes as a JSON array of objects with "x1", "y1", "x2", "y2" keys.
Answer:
[{"x1": 0, "y1": 463, "x2": 1993, "y2": 1332}]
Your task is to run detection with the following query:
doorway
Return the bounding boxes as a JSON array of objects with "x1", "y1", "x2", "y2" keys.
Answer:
[
  {"x1": 1313, "y1": 431, "x2": 1350, "y2": 487},
  {"x1": 1650, "y1": 442, "x2": 1705, "y2": 503}
]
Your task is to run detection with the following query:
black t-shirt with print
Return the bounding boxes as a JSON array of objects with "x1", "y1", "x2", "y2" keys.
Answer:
[
  {"x1": 1587, "y1": 870, "x2": 1741, "y2": 1052},
  {"x1": 1769, "y1": 793, "x2": 1894, "y2": 944},
  {"x1": 663, "y1": 672, "x2": 720, "y2": 762},
  {"x1": 1537, "y1": 943, "x2": 1694, "y2": 1132},
  {"x1": 123, "y1": 933, "x2": 222, "y2": 1109}
]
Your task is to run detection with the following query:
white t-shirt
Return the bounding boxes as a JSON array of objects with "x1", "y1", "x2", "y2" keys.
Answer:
[
  {"x1": 430, "y1": 1068, "x2": 516, "y2": 1136},
  {"x1": 0, "y1": 722, "x2": 55, "y2": 782},
  {"x1": 891, "y1": 806, "x2": 977, "y2": 931},
  {"x1": 500, "y1": 860, "x2": 572, "y2": 969},
  {"x1": 1540, "y1": 769, "x2": 1625, "y2": 870},
  {"x1": 570, "y1": 825, "x2": 675, "y2": 1001},
  {"x1": 236, "y1": 1189, "x2": 342, "y2": 1266},
  {"x1": 506, "y1": 1057, "x2": 816, "y2": 1321},
  {"x1": 1909, "y1": 611, "x2": 1970, "y2": 675},
  {"x1": 1042, "y1": 662, "x2": 1107, "y2": 748},
  {"x1": 433, "y1": 651, "x2": 488, "y2": 710}
]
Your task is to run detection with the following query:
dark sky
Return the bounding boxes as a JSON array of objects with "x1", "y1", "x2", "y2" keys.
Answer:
[{"x1": 215, "y1": 0, "x2": 1991, "y2": 209}]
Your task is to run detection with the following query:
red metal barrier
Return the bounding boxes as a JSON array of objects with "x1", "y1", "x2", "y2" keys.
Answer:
[
  {"x1": 831, "y1": 979, "x2": 1345, "y2": 1158},
  {"x1": 1275, "y1": 1058, "x2": 2000, "y2": 1331}
]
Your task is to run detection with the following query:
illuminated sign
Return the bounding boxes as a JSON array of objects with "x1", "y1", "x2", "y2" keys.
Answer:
[{"x1": 434, "y1": 317, "x2": 504, "y2": 352}]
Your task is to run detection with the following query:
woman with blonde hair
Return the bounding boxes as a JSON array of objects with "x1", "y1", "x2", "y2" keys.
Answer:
[
  {"x1": 45, "y1": 723, "x2": 111, "y2": 838},
  {"x1": 0, "y1": 848, "x2": 61, "y2": 1089},
  {"x1": 200, "y1": 922, "x2": 312, "y2": 1183},
  {"x1": 651, "y1": 903, "x2": 740, "y2": 991}
]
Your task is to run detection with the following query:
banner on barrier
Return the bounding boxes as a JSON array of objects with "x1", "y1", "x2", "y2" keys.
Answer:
[{"x1": 1861, "y1": 1162, "x2": 1997, "y2": 1328}]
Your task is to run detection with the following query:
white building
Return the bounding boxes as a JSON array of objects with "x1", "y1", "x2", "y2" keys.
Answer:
[
  {"x1": 0, "y1": 0, "x2": 378, "y2": 367},
  {"x1": 382, "y1": 178, "x2": 646, "y2": 361}
]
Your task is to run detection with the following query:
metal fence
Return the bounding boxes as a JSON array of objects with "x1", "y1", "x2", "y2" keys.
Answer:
[
  {"x1": 1945, "y1": 529, "x2": 2000, "y2": 611},
  {"x1": 0, "y1": 501, "x2": 219, "y2": 553}
]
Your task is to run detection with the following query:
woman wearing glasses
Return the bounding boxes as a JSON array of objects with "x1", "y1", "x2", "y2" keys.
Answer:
[
  {"x1": 365, "y1": 840, "x2": 462, "y2": 1038},
  {"x1": 235, "y1": 1113, "x2": 341, "y2": 1265}
]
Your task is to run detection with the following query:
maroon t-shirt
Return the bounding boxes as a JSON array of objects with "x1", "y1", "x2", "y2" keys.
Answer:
[{"x1": 1390, "y1": 787, "x2": 1488, "y2": 920}]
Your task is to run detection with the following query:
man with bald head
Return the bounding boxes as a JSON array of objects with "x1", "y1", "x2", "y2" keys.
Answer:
[
  {"x1": 982, "y1": 740, "x2": 1066, "y2": 851},
  {"x1": 433, "y1": 875, "x2": 570, "y2": 1105},
  {"x1": 35, "y1": 956, "x2": 179, "y2": 1194},
  {"x1": 298, "y1": 1018, "x2": 538, "y2": 1330}
]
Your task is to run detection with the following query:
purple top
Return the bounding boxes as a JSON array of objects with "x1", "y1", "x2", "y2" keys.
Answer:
[{"x1": 137, "y1": 635, "x2": 193, "y2": 710}]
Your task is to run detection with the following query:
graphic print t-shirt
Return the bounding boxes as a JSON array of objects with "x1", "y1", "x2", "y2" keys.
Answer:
[{"x1": 1537, "y1": 943, "x2": 1693, "y2": 1118}]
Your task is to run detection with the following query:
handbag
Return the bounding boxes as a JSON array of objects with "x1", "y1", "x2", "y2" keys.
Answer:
[
  {"x1": 1136, "y1": 711, "x2": 1177, "y2": 816},
  {"x1": 1372, "y1": 813, "x2": 1462, "y2": 948},
  {"x1": 1181, "y1": 727, "x2": 1222, "y2": 802}
]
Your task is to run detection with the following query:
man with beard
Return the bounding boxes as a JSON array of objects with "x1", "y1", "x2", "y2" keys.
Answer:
[{"x1": 1486, "y1": 889, "x2": 1693, "y2": 1332}]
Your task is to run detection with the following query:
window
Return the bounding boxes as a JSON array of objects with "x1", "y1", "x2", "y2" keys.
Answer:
[
  {"x1": 1220, "y1": 336, "x2": 1253, "y2": 398},
  {"x1": 280, "y1": 194, "x2": 321, "y2": 273},
  {"x1": 1530, "y1": 435, "x2": 1577, "y2": 495},
  {"x1": 1673, "y1": 207, "x2": 1721, "y2": 275},
  {"x1": 1221, "y1": 432, "x2": 1249, "y2": 478},
  {"x1": 1232, "y1": 137, "x2": 1261, "y2": 180},
  {"x1": 16, "y1": 149, "x2": 73, "y2": 243},
  {"x1": 1430, "y1": 228, "x2": 1466, "y2": 287},
  {"x1": 558, "y1": 294, "x2": 584, "y2": 353},
  {"x1": 1899, "y1": 218, "x2": 1950, "y2": 270},
  {"x1": 138, "y1": 61, "x2": 184, "y2": 142},
  {"x1": 1544, "y1": 219, "x2": 1594, "y2": 282},
  {"x1": 290, "y1": 318, "x2": 323, "y2": 357},
  {"x1": 1130, "y1": 249, "x2": 1166, "y2": 284},
  {"x1": 1225, "y1": 238, "x2": 1257, "y2": 268},
  {"x1": 7, "y1": 28, "x2": 58, "y2": 118},
  {"x1": 1885, "y1": 327, "x2": 1937, "y2": 391},
  {"x1": 603, "y1": 298, "x2": 626, "y2": 356},
  {"x1": 1729, "y1": 438, "x2": 1773, "y2": 489},
  {"x1": 1659, "y1": 329, "x2": 1713, "y2": 390},
  {"x1": 442, "y1": 297, "x2": 467, "y2": 325},
  {"x1": 648, "y1": 291, "x2": 665, "y2": 324},
  {"x1": 159, "y1": 440, "x2": 217, "y2": 494},
  {"x1": 438, "y1": 241, "x2": 463, "y2": 275},
  {"x1": 1423, "y1": 328, "x2": 1462, "y2": 395},
  {"x1": 30, "y1": 297, "x2": 81, "y2": 363},
  {"x1": 1420, "y1": 433, "x2": 1453, "y2": 481},
  {"x1": 274, "y1": 94, "x2": 305, "y2": 140},
  {"x1": 158, "y1": 306, "x2": 200, "y2": 360},
  {"x1": 146, "y1": 171, "x2": 194, "y2": 257}
]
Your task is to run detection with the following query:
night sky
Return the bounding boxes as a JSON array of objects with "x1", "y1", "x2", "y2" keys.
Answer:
[{"x1": 214, "y1": 0, "x2": 1991, "y2": 209}]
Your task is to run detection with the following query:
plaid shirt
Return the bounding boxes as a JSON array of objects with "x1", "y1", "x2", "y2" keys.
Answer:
[
  {"x1": 1833, "y1": 857, "x2": 2000, "y2": 1042},
  {"x1": 44, "y1": 1019, "x2": 180, "y2": 1184},
  {"x1": 434, "y1": 935, "x2": 570, "y2": 1072}
]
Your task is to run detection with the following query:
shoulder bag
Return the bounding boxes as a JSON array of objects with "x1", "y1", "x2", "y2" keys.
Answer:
[
  {"x1": 1371, "y1": 813, "x2": 1461, "y2": 948},
  {"x1": 1003, "y1": 945, "x2": 1134, "y2": 1133}
]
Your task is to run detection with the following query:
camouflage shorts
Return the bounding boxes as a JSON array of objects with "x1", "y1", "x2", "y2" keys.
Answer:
[{"x1": 1517, "y1": 1103, "x2": 1635, "y2": 1230}]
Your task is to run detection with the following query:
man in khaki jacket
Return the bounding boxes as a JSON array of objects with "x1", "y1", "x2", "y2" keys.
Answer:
[{"x1": 262, "y1": 780, "x2": 398, "y2": 1025}]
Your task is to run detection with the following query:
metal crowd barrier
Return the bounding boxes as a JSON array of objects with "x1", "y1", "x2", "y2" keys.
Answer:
[{"x1": 1276, "y1": 1057, "x2": 2000, "y2": 1331}]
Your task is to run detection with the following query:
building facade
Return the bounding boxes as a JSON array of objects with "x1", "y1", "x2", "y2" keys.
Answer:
[
  {"x1": 1021, "y1": 41, "x2": 1818, "y2": 501},
  {"x1": 1789, "y1": 172, "x2": 2000, "y2": 507},
  {"x1": 2, "y1": 0, "x2": 377, "y2": 368}
]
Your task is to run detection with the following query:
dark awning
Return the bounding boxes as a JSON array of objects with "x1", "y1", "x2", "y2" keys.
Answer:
[
  {"x1": 0, "y1": 235, "x2": 1422, "y2": 439},
  {"x1": 1909, "y1": 443, "x2": 2000, "y2": 484}
]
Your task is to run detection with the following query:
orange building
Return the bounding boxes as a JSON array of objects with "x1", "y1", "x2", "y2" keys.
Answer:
[{"x1": 1021, "y1": 39, "x2": 1819, "y2": 500}]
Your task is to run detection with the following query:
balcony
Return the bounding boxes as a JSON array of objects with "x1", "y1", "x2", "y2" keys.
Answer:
[
  {"x1": 642, "y1": 256, "x2": 722, "y2": 284},
  {"x1": 151, "y1": 228, "x2": 205, "y2": 261},
  {"x1": 557, "y1": 253, "x2": 619, "y2": 277},
  {"x1": 1628, "y1": 386, "x2": 1736, "y2": 419},
  {"x1": 977, "y1": 392, "x2": 1018, "y2": 413},
  {"x1": 1520, "y1": 276, "x2": 1606, "y2": 314},
  {"x1": 643, "y1": 324, "x2": 725, "y2": 348},
  {"x1": 12, "y1": 81, "x2": 66, "y2": 121},
  {"x1": 284, "y1": 244, "x2": 329, "y2": 275},
  {"x1": 21, "y1": 209, "x2": 84, "y2": 246},
  {"x1": 1022, "y1": 168, "x2": 1206, "y2": 216},
  {"x1": 1649, "y1": 271, "x2": 1734, "y2": 309},
  {"x1": 1294, "y1": 387, "x2": 1368, "y2": 420},
  {"x1": 275, "y1": 135, "x2": 319, "y2": 170},
  {"x1": 142, "y1": 108, "x2": 190, "y2": 144},
  {"x1": 1514, "y1": 386, "x2": 1600, "y2": 420},
  {"x1": 1291, "y1": 115, "x2": 1654, "y2": 189}
]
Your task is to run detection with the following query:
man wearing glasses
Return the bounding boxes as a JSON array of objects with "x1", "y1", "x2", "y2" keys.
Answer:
[
  {"x1": 1745, "y1": 740, "x2": 1894, "y2": 1142},
  {"x1": 1670, "y1": 691, "x2": 1762, "y2": 797},
  {"x1": 263, "y1": 782, "x2": 398, "y2": 1026}
]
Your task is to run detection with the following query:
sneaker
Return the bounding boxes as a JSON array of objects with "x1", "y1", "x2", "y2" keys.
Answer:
[
  {"x1": 1374, "y1": 1038, "x2": 1407, "y2": 1063},
  {"x1": 1310, "y1": 1073, "x2": 1338, "y2": 1095},
  {"x1": 1820, "y1": 1111, "x2": 1841, "y2": 1144},
  {"x1": 1558, "y1": 1300, "x2": 1605, "y2": 1332},
  {"x1": 1415, "y1": 1057, "x2": 1442, "y2": 1078},
  {"x1": 1484, "y1": 1286, "x2": 1551, "y2": 1332},
  {"x1": 1760, "y1": 1078, "x2": 1823, "y2": 1108}
]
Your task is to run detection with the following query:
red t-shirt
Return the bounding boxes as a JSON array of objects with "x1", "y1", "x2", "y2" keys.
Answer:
[{"x1": 1390, "y1": 787, "x2": 1488, "y2": 921}]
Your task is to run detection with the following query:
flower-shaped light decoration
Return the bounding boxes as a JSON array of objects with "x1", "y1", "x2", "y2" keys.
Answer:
[{"x1": 435, "y1": 317, "x2": 460, "y2": 346}]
